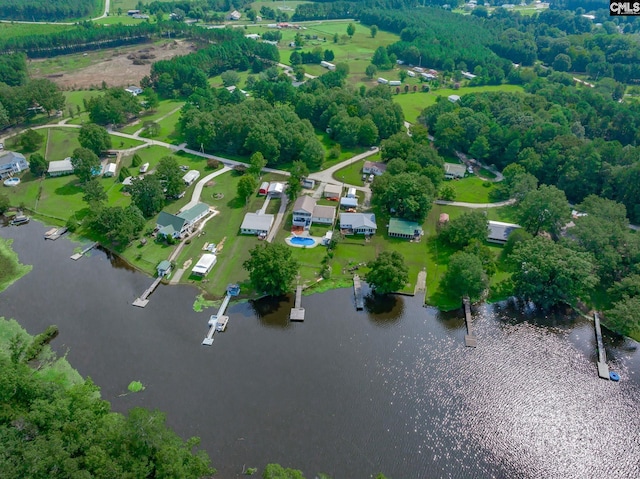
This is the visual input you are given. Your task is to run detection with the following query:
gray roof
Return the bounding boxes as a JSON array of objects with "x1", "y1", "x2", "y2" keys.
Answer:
[
  {"x1": 47, "y1": 158, "x2": 74, "y2": 174},
  {"x1": 293, "y1": 195, "x2": 316, "y2": 214},
  {"x1": 241, "y1": 213, "x2": 274, "y2": 231},
  {"x1": 312, "y1": 205, "x2": 336, "y2": 220},
  {"x1": 363, "y1": 161, "x2": 387, "y2": 173},
  {"x1": 340, "y1": 213, "x2": 377, "y2": 229},
  {"x1": 157, "y1": 260, "x2": 172, "y2": 271},
  {"x1": 0, "y1": 151, "x2": 26, "y2": 166},
  {"x1": 340, "y1": 197, "x2": 358, "y2": 207},
  {"x1": 324, "y1": 184, "x2": 342, "y2": 196},
  {"x1": 178, "y1": 203, "x2": 209, "y2": 223},
  {"x1": 157, "y1": 211, "x2": 187, "y2": 234},
  {"x1": 487, "y1": 221, "x2": 520, "y2": 242},
  {"x1": 444, "y1": 162, "x2": 466, "y2": 176}
]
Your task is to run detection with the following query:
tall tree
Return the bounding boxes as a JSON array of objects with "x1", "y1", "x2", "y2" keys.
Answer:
[
  {"x1": 371, "y1": 173, "x2": 435, "y2": 222},
  {"x1": 516, "y1": 185, "x2": 571, "y2": 237},
  {"x1": 79, "y1": 123, "x2": 112, "y2": 156},
  {"x1": 510, "y1": 236, "x2": 598, "y2": 309},
  {"x1": 28, "y1": 152, "x2": 47, "y2": 177},
  {"x1": 366, "y1": 251, "x2": 409, "y2": 294},
  {"x1": 82, "y1": 178, "x2": 107, "y2": 206},
  {"x1": 346, "y1": 23, "x2": 356, "y2": 38},
  {"x1": 441, "y1": 252, "x2": 488, "y2": 303},
  {"x1": 439, "y1": 211, "x2": 488, "y2": 248},
  {"x1": 248, "y1": 151, "x2": 267, "y2": 177},
  {"x1": 243, "y1": 243, "x2": 299, "y2": 296},
  {"x1": 237, "y1": 175, "x2": 258, "y2": 205},
  {"x1": 370, "y1": 25, "x2": 379, "y2": 38},
  {"x1": 156, "y1": 156, "x2": 183, "y2": 199},
  {"x1": 70, "y1": 147, "x2": 101, "y2": 184},
  {"x1": 129, "y1": 175, "x2": 165, "y2": 217}
]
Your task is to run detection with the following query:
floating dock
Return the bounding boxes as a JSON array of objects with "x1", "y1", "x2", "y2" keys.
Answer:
[
  {"x1": 202, "y1": 293, "x2": 232, "y2": 346},
  {"x1": 70, "y1": 242, "x2": 98, "y2": 260},
  {"x1": 132, "y1": 276, "x2": 163, "y2": 308},
  {"x1": 353, "y1": 275, "x2": 364, "y2": 310},
  {"x1": 594, "y1": 312, "x2": 610, "y2": 380},
  {"x1": 463, "y1": 297, "x2": 477, "y2": 347},
  {"x1": 44, "y1": 227, "x2": 67, "y2": 240},
  {"x1": 290, "y1": 285, "x2": 305, "y2": 321}
]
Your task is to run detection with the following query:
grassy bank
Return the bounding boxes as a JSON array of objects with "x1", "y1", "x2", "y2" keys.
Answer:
[{"x1": 0, "y1": 237, "x2": 32, "y2": 293}]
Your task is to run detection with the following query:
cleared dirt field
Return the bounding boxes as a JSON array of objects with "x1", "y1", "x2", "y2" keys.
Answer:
[{"x1": 29, "y1": 39, "x2": 194, "y2": 89}]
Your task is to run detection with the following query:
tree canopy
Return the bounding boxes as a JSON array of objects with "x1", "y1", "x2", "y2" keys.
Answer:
[
  {"x1": 366, "y1": 251, "x2": 409, "y2": 294},
  {"x1": 371, "y1": 173, "x2": 435, "y2": 222},
  {"x1": 243, "y1": 243, "x2": 299, "y2": 296},
  {"x1": 516, "y1": 185, "x2": 571, "y2": 237},
  {"x1": 78, "y1": 123, "x2": 111, "y2": 156},
  {"x1": 439, "y1": 211, "x2": 488, "y2": 248},
  {"x1": 70, "y1": 147, "x2": 100, "y2": 184},
  {"x1": 441, "y1": 252, "x2": 488, "y2": 303}
]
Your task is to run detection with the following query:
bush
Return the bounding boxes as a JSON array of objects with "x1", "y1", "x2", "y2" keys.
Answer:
[
  {"x1": 131, "y1": 154, "x2": 142, "y2": 168},
  {"x1": 65, "y1": 216, "x2": 78, "y2": 232},
  {"x1": 328, "y1": 145, "x2": 341, "y2": 159},
  {"x1": 207, "y1": 158, "x2": 220, "y2": 170},
  {"x1": 234, "y1": 164, "x2": 247, "y2": 175}
]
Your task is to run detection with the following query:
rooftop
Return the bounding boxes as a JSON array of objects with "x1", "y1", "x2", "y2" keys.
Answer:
[
  {"x1": 293, "y1": 195, "x2": 316, "y2": 214},
  {"x1": 178, "y1": 203, "x2": 209, "y2": 223},
  {"x1": 312, "y1": 205, "x2": 336, "y2": 219},
  {"x1": 0, "y1": 151, "x2": 26, "y2": 166},
  {"x1": 340, "y1": 212, "x2": 377, "y2": 229},
  {"x1": 444, "y1": 163, "x2": 466, "y2": 176},
  {"x1": 47, "y1": 158, "x2": 74, "y2": 174},
  {"x1": 241, "y1": 212, "x2": 274, "y2": 231}
]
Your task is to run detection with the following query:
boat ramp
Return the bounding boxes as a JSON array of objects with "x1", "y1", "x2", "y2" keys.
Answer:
[
  {"x1": 132, "y1": 276, "x2": 163, "y2": 308},
  {"x1": 70, "y1": 242, "x2": 98, "y2": 260},
  {"x1": 594, "y1": 312, "x2": 610, "y2": 380},
  {"x1": 353, "y1": 275, "x2": 364, "y2": 310},
  {"x1": 290, "y1": 285, "x2": 305, "y2": 321},
  {"x1": 463, "y1": 297, "x2": 477, "y2": 347}
]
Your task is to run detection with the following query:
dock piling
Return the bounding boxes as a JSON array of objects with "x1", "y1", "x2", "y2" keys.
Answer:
[{"x1": 290, "y1": 285, "x2": 305, "y2": 321}]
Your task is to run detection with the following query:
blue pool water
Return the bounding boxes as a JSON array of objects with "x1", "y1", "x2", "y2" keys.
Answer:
[{"x1": 290, "y1": 236, "x2": 316, "y2": 246}]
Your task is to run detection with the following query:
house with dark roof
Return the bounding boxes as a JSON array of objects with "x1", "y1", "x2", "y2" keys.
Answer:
[
  {"x1": 340, "y1": 213, "x2": 377, "y2": 235},
  {"x1": 362, "y1": 161, "x2": 387, "y2": 176},
  {"x1": 0, "y1": 151, "x2": 28, "y2": 178},
  {"x1": 388, "y1": 218, "x2": 423, "y2": 239},
  {"x1": 487, "y1": 221, "x2": 520, "y2": 244}
]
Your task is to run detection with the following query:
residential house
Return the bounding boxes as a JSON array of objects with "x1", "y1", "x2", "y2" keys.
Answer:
[
  {"x1": 259, "y1": 181, "x2": 269, "y2": 195},
  {"x1": 103, "y1": 163, "x2": 117, "y2": 177},
  {"x1": 461, "y1": 71, "x2": 477, "y2": 80},
  {"x1": 183, "y1": 170, "x2": 200, "y2": 186},
  {"x1": 340, "y1": 197, "x2": 358, "y2": 210},
  {"x1": 320, "y1": 61, "x2": 336, "y2": 70},
  {"x1": 225, "y1": 10, "x2": 241, "y2": 20},
  {"x1": 157, "y1": 260, "x2": 172, "y2": 277},
  {"x1": 388, "y1": 218, "x2": 423, "y2": 240},
  {"x1": 444, "y1": 162, "x2": 466, "y2": 179},
  {"x1": 0, "y1": 151, "x2": 28, "y2": 178},
  {"x1": 192, "y1": 254, "x2": 217, "y2": 276},
  {"x1": 127, "y1": 9, "x2": 140, "y2": 15},
  {"x1": 346, "y1": 187, "x2": 357, "y2": 198},
  {"x1": 292, "y1": 196, "x2": 316, "y2": 228},
  {"x1": 448, "y1": 94, "x2": 461, "y2": 103},
  {"x1": 268, "y1": 182, "x2": 284, "y2": 197},
  {"x1": 340, "y1": 213, "x2": 377, "y2": 235},
  {"x1": 312, "y1": 205, "x2": 336, "y2": 225},
  {"x1": 362, "y1": 161, "x2": 387, "y2": 176},
  {"x1": 487, "y1": 221, "x2": 520, "y2": 244},
  {"x1": 156, "y1": 203, "x2": 210, "y2": 239},
  {"x1": 240, "y1": 212, "x2": 274, "y2": 236},
  {"x1": 125, "y1": 86, "x2": 143, "y2": 96},
  {"x1": 323, "y1": 184, "x2": 342, "y2": 199},
  {"x1": 245, "y1": 33, "x2": 261, "y2": 40},
  {"x1": 47, "y1": 157, "x2": 74, "y2": 177},
  {"x1": 389, "y1": 80, "x2": 401, "y2": 86}
]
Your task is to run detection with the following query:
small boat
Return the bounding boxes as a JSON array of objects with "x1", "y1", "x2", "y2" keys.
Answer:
[
  {"x1": 610, "y1": 371, "x2": 620, "y2": 382},
  {"x1": 11, "y1": 215, "x2": 30, "y2": 225}
]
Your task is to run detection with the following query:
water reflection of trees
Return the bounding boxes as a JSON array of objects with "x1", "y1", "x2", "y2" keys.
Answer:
[
  {"x1": 250, "y1": 294, "x2": 293, "y2": 329},
  {"x1": 99, "y1": 247, "x2": 137, "y2": 272},
  {"x1": 364, "y1": 293, "x2": 403, "y2": 327},
  {"x1": 434, "y1": 307, "x2": 466, "y2": 331}
]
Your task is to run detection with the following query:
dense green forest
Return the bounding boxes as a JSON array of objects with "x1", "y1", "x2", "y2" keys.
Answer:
[
  {"x1": 0, "y1": 0, "x2": 100, "y2": 21},
  {"x1": 0, "y1": 318, "x2": 214, "y2": 478}
]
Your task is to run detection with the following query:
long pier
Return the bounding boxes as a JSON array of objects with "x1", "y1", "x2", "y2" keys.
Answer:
[
  {"x1": 70, "y1": 242, "x2": 98, "y2": 260},
  {"x1": 290, "y1": 285, "x2": 305, "y2": 321},
  {"x1": 132, "y1": 276, "x2": 163, "y2": 308},
  {"x1": 202, "y1": 293, "x2": 231, "y2": 345},
  {"x1": 353, "y1": 275, "x2": 364, "y2": 310},
  {"x1": 594, "y1": 312, "x2": 610, "y2": 380},
  {"x1": 463, "y1": 297, "x2": 477, "y2": 347}
]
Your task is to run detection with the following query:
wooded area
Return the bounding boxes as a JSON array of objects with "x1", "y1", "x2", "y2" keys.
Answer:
[{"x1": 0, "y1": 0, "x2": 99, "y2": 21}]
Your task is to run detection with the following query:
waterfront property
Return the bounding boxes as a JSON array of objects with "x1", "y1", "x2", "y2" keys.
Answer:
[
  {"x1": 340, "y1": 213, "x2": 377, "y2": 235},
  {"x1": 444, "y1": 162, "x2": 466, "y2": 179},
  {"x1": 156, "y1": 203, "x2": 210, "y2": 239},
  {"x1": 323, "y1": 184, "x2": 342, "y2": 199},
  {"x1": 312, "y1": 205, "x2": 336, "y2": 225},
  {"x1": 0, "y1": 151, "x2": 28, "y2": 178},
  {"x1": 240, "y1": 212, "x2": 274, "y2": 236},
  {"x1": 47, "y1": 157, "x2": 74, "y2": 177},
  {"x1": 487, "y1": 221, "x2": 521, "y2": 244},
  {"x1": 157, "y1": 260, "x2": 172, "y2": 277},
  {"x1": 192, "y1": 254, "x2": 217, "y2": 277},
  {"x1": 362, "y1": 161, "x2": 387, "y2": 176},
  {"x1": 388, "y1": 218, "x2": 423, "y2": 240}
]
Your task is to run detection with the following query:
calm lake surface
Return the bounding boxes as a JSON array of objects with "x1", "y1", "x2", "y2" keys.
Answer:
[{"x1": 1, "y1": 221, "x2": 640, "y2": 479}]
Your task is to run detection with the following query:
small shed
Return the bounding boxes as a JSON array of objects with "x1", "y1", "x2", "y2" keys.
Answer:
[
  {"x1": 340, "y1": 197, "x2": 358, "y2": 209},
  {"x1": 103, "y1": 163, "x2": 117, "y2": 177},
  {"x1": 322, "y1": 230, "x2": 334, "y2": 245},
  {"x1": 192, "y1": 254, "x2": 217, "y2": 276},
  {"x1": 302, "y1": 178, "x2": 315, "y2": 189},
  {"x1": 157, "y1": 260, "x2": 172, "y2": 277},
  {"x1": 268, "y1": 182, "x2": 284, "y2": 197},
  {"x1": 259, "y1": 181, "x2": 269, "y2": 195},
  {"x1": 448, "y1": 94, "x2": 461, "y2": 103},
  {"x1": 139, "y1": 162, "x2": 149, "y2": 174},
  {"x1": 346, "y1": 187, "x2": 357, "y2": 199},
  {"x1": 183, "y1": 170, "x2": 200, "y2": 186}
]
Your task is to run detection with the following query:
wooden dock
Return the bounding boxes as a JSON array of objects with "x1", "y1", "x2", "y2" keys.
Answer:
[
  {"x1": 353, "y1": 275, "x2": 364, "y2": 310},
  {"x1": 463, "y1": 297, "x2": 477, "y2": 347},
  {"x1": 594, "y1": 312, "x2": 610, "y2": 380},
  {"x1": 202, "y1": 293, "x2": 232, "y2": 346},
  {"x1": 290, "y1": 285, "x2": 305, "y2": 321},
  {"x1": 132, "y1": 276, "x2": 163, "y2": 308},
  {"x1": 70, "y1": 242, "x2": 98, "y2": 260}
]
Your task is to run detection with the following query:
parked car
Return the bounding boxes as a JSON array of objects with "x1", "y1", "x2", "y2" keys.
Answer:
[{"x1": 368, "y1": 174, "x2": 374, "y2": 182}]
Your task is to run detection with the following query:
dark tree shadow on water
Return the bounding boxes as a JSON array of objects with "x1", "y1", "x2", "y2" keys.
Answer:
[
  {"x1": 250, "y1": 294, "x2": 293, "y2": 329},
  {"x1": 364, "y1": 293, "x2": 403, "y2": 328},
  {"x1": 434, "y1": 307, "x2": 466, "y2": 331}
]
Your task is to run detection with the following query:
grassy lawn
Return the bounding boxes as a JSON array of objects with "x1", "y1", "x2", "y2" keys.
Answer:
[
  {"x1": 0, "y1": 237, "x2": 32, "y2": 293},
  {"x1": 393, "y1": 84, "x2": 525, "y2": 124},
  {"x1": 446, "y1": 176, "x2": 496, "y2": 203},
  {"x1": 47, "y1": 128, "x2": 81, "y2": 160},
  {"x1": 142, "y1": 109, "x2": 182, "y2": 143},
  {"x1": 118, "y1": 100, "x2": 184, "y2": 135},
  {"x1": 63, "y1": 90, "x2": 103, "y2": 118},
  {"x1": 0, "y1": 23, "x2": 72, "y2": 40},
  {"x1": 333, "y1": 159, "x2": 366, "y2": 186}
]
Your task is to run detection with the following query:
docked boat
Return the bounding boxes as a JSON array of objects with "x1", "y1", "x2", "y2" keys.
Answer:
[{"x1": 11, "y1": 214, "x2": 30, "y2": 225}]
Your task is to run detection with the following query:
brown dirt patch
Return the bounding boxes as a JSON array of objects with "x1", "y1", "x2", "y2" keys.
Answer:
[{"x1": 30, "y1": 40, "x2": 195, "y2": 90}]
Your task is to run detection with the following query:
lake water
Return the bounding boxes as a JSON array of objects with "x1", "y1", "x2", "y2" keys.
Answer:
[{"x1": 1, "y1": 221, "x2": 639, "y2": 479}]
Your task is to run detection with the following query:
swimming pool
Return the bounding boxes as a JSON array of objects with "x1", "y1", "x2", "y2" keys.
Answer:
[
  {"x1": 3, "y1": 178, "x2": 20, "y2": 187},
  {"x1": 290, "y1": 236, "x2": 316, "y2": 246}
]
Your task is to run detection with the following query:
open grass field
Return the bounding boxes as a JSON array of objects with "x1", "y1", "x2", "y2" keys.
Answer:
[
  {"x1": 94, "y1": 15, "x2": 149, "y2": 25},
  {"x1": 141, "y1": 109, "x2": 182, "y2": 143},
  {"x1": 446, "y1": 176, "x2": 496, "y2": 203},
  {"x1": 0, "y1": 23, "x2": 73, "y2": 40},
  {"x1": 393, "y1": 84, "x2": 525, "y2": 123},
  {"x1": 63, "y1": 90, "x2": 103, "y2": 114},
  {"x1": 119, "y1": 99, "x2": 184, "y2": 134}
]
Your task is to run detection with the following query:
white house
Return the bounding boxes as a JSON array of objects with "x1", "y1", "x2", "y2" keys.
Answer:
[
  {"x1": 103, "y1": 163, "x2": 117, "y2": 177},
  {"x1": 323, "y1": 184, "x2": 342, "y2": 198},
  {"x1": 421, "y1": 72, "x2": 436, "y2": 80},
  {"x1": 225, "y1": 10, "x2": 241, "y2": 20},
  {"x1": 377, "y1": 78, "x2": 389, "y2": 85},
  {"x1": 487, "y1": 221, "x2": 521, "y2": 244},
  {"x1": 292, "y1": 195, "x2": 316, "y2": 228},
  {"x1": 320, "y1": 61, "x2": 336, "y2": 70},
  {"x1": 407, "y1": 70, "x2": 416, "y2": 77},
  {"x1": 47, "y1": 157, "x2": 74, "y2": 177},
  {"x1": 183, "y1": 170, "x2": 200, "y2": 186},
  {"x1": 245, "y1": 33, "x2": 261, "y2": 40},
  {"x1": 340, "y1": 213, "x2": 377, "y2": 235},
  {"x1": 389, "y1": 80, "x2": 401, "y2": 86},
  {"x1": 461, "y1": 71, "x2": 477, "y2": 80},
  {"x1": 362, "y1": 161, "x2": 387, "y2": 176},
  {"x1": 0, "y1": 151, "x2": 28, "y2": 178},
  {"x1": 268, "y1": 182, "x2": 285, "y2": 197},
  {"x1": 448, "y1": 94, "x2": 461, "y2": 103},
  {"x1": 241, "y1": 212, "x2": 274, "y2": 236},
  {"x1": 125, "y1": 86, "x2": 143, "y2": 96},
  {"x1": 444, "y1": 162, "x2": 466, "y2": 179},
  {"x1": 192, "y1": 254, "x2": 217, "y2": 276}
]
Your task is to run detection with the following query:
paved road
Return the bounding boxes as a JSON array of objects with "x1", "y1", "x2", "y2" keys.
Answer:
[
  {"x1": 266, "y1": 196, "x2": 288, "y2": 243},
  {"x1": 179, "y1": 166, "x2": 232, "y2": 213}
]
